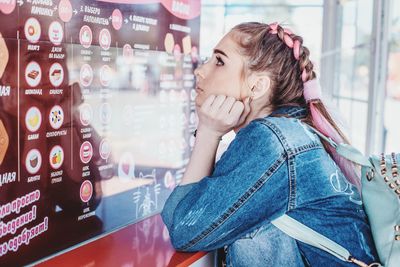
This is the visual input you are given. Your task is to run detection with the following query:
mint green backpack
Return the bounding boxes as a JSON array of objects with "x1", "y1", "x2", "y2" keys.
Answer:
[{"x1": 272, "y1": 126, "x2": 400, "y2": 267}]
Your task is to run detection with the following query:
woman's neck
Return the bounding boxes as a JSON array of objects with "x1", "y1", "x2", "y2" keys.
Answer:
[{"x1": 233, "y1": 104, "x2": 272, "y2": 133}]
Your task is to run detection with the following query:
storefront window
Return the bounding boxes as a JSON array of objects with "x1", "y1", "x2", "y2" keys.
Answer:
[
  {"x1": 200, "y1": 0, "x2": 323, "y2": 67},
  {"x1": 384, "y1": 0, "x2": 400, "y2": 152},
  {"x1": 323, "y1": 0, "x2": 374, "y2": 153}
]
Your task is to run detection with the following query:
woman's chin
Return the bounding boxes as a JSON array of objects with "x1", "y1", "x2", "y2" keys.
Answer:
[{"x1": 194, "y1": 96, "x2": 204, "y2": 107}]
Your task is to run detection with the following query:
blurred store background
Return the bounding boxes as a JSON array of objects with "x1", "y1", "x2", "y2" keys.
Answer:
[{"x1": 199, "y1": 0, "x2": 400, "y2": 155}]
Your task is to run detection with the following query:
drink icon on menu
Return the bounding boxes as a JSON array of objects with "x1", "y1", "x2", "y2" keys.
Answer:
[
  {"x1": 25, "y1": 149, "x2": 42, "y2": 174},
  {"x1": 24, "y1": 17, "x2": 41, "y2": 43},
  {"x1": 99, "y1": 28, "x2": 111, "y2": 50},
  {"x1": 49, "y1": 105, "x2": 64, "y2": 129},
  {"x1": 80, "y1": 180, "x2": 93, "y2": 203},
  {"x1": 79, "y1": 103, "x2": 93, "y2": 126},
  {"x1": 49, "y1": 62, "x2": 64, "y2": 87},
  {"x1": 25, "y1": 106, "x2": 42, "y2": 132},
  {"x1": 80, "y1": 141, "x2": 93, "y2": 164},
  {"x1": 49, "y1": 145, "x2": 64, "y2": 170},
  {"x1": 25, "y1": 61, "x2": 41, "y2": 87},
  {"x1": 48, "y1": 21, "x2": 64, "y2": 45},
  {"x1": 79, "y1": 25, "x2": 92, "y2": 48},
  {"x1": 80, "y1": 64, "x2": 93, "y2": 87}
]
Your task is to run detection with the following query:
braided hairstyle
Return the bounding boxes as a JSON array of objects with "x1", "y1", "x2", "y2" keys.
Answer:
[{"x1": 230, "y1": 22, "x2": 361, "y2": 191}]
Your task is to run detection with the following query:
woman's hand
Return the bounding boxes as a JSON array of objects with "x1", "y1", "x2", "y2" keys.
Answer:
[{"x1": 196, "y1": 95, "x2": 251, "y2": 138}]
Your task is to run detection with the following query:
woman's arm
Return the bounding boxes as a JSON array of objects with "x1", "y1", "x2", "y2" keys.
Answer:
[
  {"x1": 179, "y1": 129, "x2": 221, "y2": 185},
  {"x1": 161, "y1": 120, "x2": 288, "y2": 252}
]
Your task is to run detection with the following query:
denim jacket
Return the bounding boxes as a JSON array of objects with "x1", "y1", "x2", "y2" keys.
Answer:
[{"x1": 161, "y1": 106, "x2": 378, "y2": 266}]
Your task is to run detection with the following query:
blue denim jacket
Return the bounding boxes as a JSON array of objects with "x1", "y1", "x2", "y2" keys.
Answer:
[{"x1": 161, "y1": 106, "x2": 378, "y2": 266}]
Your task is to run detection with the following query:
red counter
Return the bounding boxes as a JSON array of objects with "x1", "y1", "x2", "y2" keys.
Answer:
[{"x1": 35, "y1": 214, "x2": 213, "y2": 267}]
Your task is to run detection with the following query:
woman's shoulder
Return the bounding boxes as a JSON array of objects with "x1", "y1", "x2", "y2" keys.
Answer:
[{"x1": 250, "y1": 116, "x2": 324, "y2": 151}]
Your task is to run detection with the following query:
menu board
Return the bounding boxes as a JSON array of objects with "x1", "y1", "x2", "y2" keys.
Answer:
[{"x1": 0, "y1": 0, "x2": 200, "y2": 265}]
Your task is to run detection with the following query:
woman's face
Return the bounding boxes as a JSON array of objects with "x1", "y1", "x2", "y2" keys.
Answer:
[{"x1": 194, "y1": 33, "x2": 249, "y2": 107}]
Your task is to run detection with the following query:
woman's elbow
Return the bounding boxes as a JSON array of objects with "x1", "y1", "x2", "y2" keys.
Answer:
[{"x1": 168, "y1": 227, "x2": 188, "y2": 250}]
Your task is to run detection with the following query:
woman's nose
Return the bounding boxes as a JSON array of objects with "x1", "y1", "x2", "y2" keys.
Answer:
[{"x1": 194, "y1": 64, "x2": 205, "y2": 80}]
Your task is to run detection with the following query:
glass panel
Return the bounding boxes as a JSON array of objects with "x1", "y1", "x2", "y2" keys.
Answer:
[
  {"x1": 384, "y1": 0, "x2": 400, "y2": 152},
  {"x1": 332, "y1": 0, "x2": 374, "y2": 153},
  {"x1": 338, "y1": 99, "x2": 368, "y2": 150},
  {"x1": 0, "y1": 0, "x2": 200, "y2": 265}
]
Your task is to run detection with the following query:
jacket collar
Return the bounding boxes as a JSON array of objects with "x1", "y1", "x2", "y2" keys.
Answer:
[{"x1": 268, "y1": 105, "x2": 308, "y2": 119}]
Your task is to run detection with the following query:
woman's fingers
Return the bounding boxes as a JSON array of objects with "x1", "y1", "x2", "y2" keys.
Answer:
[
  {"x1": 209, "y1": 95, "x2": 227, "y2": 114},
  {"x1": 220, "y1": 96, "x2": 236, "y2": 114},
  {"x1": 235, "y1": 97, "x2": 251, "y2": 126},
  {"x1": 197, "y1": 94, "x2": 250, "y2": 136},
  {"x1": 229, "y1": 100, "x2": 245, "y2": 121},
  {"x1": 201, "y1": 94, "x2": 216, "y2": 110}
]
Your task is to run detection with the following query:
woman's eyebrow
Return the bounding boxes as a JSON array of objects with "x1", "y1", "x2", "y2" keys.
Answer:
[{"x1": 213, "y1": 48, "x2": 229, "y2": 58}]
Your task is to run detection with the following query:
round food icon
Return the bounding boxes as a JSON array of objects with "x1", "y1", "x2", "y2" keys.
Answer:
[
  {"x1": 80, "y1": 64, "x2": 93, "y2": 87},
  {"x1": 164, "y1": 171, "x2": 176, "y2": 189},
  {"x1": 48, "y1": 21, "x2": 64, "y2": 45},
  {"x1": 25, "y1": 149, "x2": 42, "y2": 175},
  {"x1": 99, "y1": 65, "x2": 112, "y2": 87},
  {"x1": 49, "y1": 62, "x2": 64, "y2": 87},
  {"x1": 25, "y1": 106, "x2": 42, "y2": 132},
  {"x1": 25, "y1": 61, "x2": 42, "y2": 87},
  {"x1": 49, "y1": 145, "x2": 64, "y2": 170},
  {"x1": 111, "y1": 9, "x2": 123, "y2": 30},
  {"x1": 99, "y1": 138, "x2": 111, "y2": 160},
  {"x1": 122, "y1": 43, "x2": 133, "y2": 63},
  {"x1": 80, "y1": 180, "x2": 93, "y2": 203},
  {"x1": 24, "y1": 17, "x2": 41, "y2": 43},
  {"x1": 49, "y1": 105, "x2": 64, "y2": 130},
  {"x1": 79, "y1": 103, "x2": 93, "y2": 126},
  {"x1": 79, "y1": 25, "x2": 92, "y2": 48},
  {"x1": 0, "y1": 0, "x2": 16, "y2": 14},
  {"x1": 99, "y1": 28, "x2": 111, "y2": 50},
  {"x1": 118, "y1": 152, "x2": 135, "y2": 180},
  {"x1": 80, "y1": 141, "x2": 93, "y2": 164},
  {"x1": 99, "y1": 102, "x2": 112, "y2": 124},
  {"x1": 58, "y1": 0, "x2": 73, "y2": 23}
]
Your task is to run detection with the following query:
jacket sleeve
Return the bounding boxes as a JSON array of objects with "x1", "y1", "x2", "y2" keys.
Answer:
[{"x1": 161, "y1": 120, "x2": 290, "y2": 252}]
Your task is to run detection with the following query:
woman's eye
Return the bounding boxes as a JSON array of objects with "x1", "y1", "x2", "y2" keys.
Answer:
[{"x1": 215, "y1": 56, "x2": 224, "y2": 66}]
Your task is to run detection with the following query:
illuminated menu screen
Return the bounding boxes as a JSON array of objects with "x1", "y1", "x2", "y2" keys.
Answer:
[{"x1": 0, "y1": 0, "x2": 200, "y2": 265}]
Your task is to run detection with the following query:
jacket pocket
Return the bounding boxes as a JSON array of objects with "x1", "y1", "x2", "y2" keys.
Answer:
[{"x1": 242, "y1": 225, "x2": 263, "y2": 239}]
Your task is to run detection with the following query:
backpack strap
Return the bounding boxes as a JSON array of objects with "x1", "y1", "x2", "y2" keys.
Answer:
[
  {"x1": 303, "y1": 124, "x2": 373, "y2": 168},
  {"x1": 272, "y1": 215, "x2": 381, "y2": 267}
]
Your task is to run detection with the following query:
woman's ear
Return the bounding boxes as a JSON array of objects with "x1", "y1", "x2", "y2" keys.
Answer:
[{"x1": 252, "y1": 75, "x2": 271, "y2": 100}]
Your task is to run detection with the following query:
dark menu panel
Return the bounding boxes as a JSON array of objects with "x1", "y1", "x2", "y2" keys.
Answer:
[{"x1": 0, "y1": 0, "x2": 200, "y2": 265}]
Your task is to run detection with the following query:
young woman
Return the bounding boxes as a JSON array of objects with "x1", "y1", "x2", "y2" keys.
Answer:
[{"x1": 161, "y1": 22, "x2": 378, "y2": 266}]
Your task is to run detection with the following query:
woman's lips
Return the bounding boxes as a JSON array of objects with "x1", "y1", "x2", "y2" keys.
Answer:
[{"x1": 195, "y1": 86, "x2": 203, "y2": 93}]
